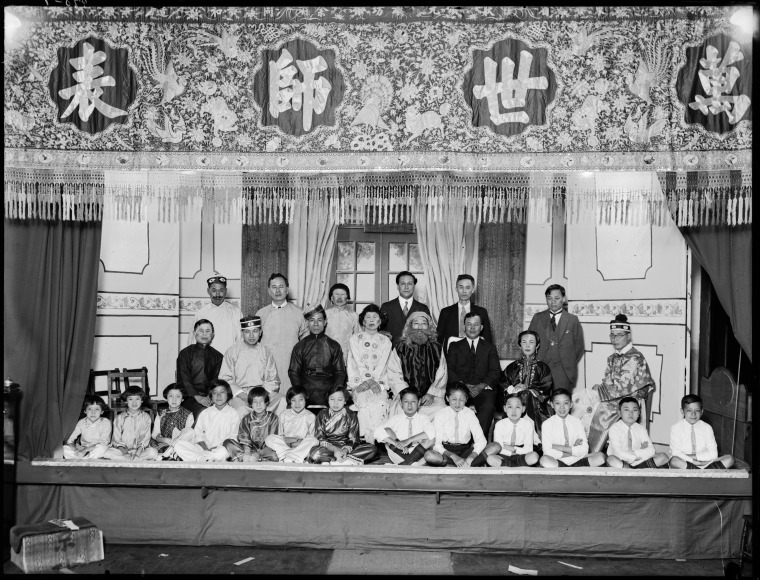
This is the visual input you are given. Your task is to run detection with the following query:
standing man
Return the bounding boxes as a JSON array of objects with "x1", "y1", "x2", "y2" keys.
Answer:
[
  {"x1": 219, "y1": 316, "x2": 285, "y2": 418},
  {"x1": 255, "y1": 273, "x2": 309, "y2": 393},
  {"x1": 177, "y1": 319, "x2": 224, "y2": 421},
  {"x1": 446, "y1": 312, "x2": 501, "y2": 437},
  {"x1": 437, "y1": 274, "x2": 493, "y2": 353},
  {"x1": 380, "y1": 271, "x2": 431, "y2": 347},
  {"x1": 288, "y1": 304, "x2": 347, "y2": 412},
  {"x1": 528, "y1": 284, "x2": 585, "y2": 393},
  {"x1": 188, "y1": 275, "x2": 242, "y2": 356}
]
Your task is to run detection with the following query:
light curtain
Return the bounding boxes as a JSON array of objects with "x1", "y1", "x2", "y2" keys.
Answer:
[
  {"x1": 288, "y1": 200, "x2": 339, "y2": 310},
  {"x1": 415, "y1": 199, "x2": 479, "y2": 324}
]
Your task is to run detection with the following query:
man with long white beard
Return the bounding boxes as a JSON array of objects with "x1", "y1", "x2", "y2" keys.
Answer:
[{"x1": 393, "y1": 312, "x2": 447, "y2": 417}]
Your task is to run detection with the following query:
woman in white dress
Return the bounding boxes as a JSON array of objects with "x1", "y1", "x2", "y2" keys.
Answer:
[
  {"x1": 346, "y1": 304, "x2": 409, "y2": 443},
  {"x1": 325, "y1": 283, "x2": 361, "y2": 365}
]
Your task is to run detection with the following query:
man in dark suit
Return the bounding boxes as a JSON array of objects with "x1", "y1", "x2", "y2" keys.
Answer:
[
  {"x1": 380, "y1": 271, "x2": 431, "y2": 347},
  {"x1": 437, "y1": 274, "x2": 492, "y2": 354},
  {"x1": 446, "y1": 312, "x2": 501, "y2": 437},
  {"x1": 528, "y1": 284, "x2": 585, "y2": 393}
]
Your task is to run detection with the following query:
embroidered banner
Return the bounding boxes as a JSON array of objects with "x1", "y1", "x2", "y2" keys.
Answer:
[{"x1": 3, "y1": 5, "x2": 751, "y2": 174}]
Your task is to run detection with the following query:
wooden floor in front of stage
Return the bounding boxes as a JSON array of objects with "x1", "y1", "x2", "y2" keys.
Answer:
[{"x1": 3, "y1": 544, "x2": 752, "y2": 576}]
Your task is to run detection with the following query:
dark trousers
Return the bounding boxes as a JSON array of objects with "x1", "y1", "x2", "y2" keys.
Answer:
[{"x1": 470, "y1": 387, "x2": 496, "y2": 439}]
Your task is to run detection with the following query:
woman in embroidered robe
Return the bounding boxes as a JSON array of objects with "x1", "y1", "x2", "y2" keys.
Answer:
[
  {"x1": 499, "y1": 330, "x2": 553, "y2": 438},
  {"x1": 346, "y1": 304, "x2": 409, "y2": 443}
]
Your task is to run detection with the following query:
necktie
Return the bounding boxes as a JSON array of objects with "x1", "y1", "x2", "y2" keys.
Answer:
[
  {"x1": 510, "y1": 424, "x2": 516, "y2": 446},
  {"x1": 454, "y1": 412, "x2": 459, "y2": 443},
  {"x1": 408, "y1": 417, "x2": 414, "y2": 438},
  {"x1": 459, "y1": 306, "x2": 466, "y2": 337},
  {"x1": 402, "y1": 301, "x2": 409, "y2": 317},
  {"x1": 562, "y1": 419, "x2": 569, "y2": 446},
  {"x1": 627, "y1": 427, "x2": 633, "y2": 452},
  {"x1": 470, "y1": 340, "x2": 476, "y2": 357},
  {"x1": 691, "y1": 425, "x2": 697, "y2": 456},
  {"x1": 550, "y1": 312, "x2": 557, "y2": 331}
]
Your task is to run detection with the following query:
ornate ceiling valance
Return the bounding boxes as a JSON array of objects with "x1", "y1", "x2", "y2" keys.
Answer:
[{"x1": 3, "y1": 5, "x2": 752, "y2": 226}]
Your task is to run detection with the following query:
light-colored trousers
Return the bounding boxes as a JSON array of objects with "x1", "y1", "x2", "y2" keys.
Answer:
[
  {"x1": 102, "y1": 446, "x2": 159, "y2": 461},
  {"x1": 174, "y1": 440, "x2": 230, "y2": 462},
  {"x1": 265, "y1": 434, "x2": 319, "y2": 463},
  {"x1": 63, "y1": 443, "x2": 109, "y2": 460}
]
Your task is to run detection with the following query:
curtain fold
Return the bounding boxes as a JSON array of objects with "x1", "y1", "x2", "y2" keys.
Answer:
[
  {"x1": 414, "y1": 200, "x2": 480, "y2": 324},
  {"x1": 241, "y1": 223, "x2": 289, "y2": 315},
  {"x1": 679, "y1": 225, "x2": 752, "y2": 362},
  {"x1": 4, "y1": 218, "x2": 102, "y2": 460},
  {"x1": 287, "y1": 201, "x2": 339, "y2": 309}
]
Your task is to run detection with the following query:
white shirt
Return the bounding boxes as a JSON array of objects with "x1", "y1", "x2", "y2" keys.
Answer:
[
  {"x1": 398, "y1": 296, "x2": 412, "y2": 312},
  {"x1": 549, "y1": 310, "x2": 563, "y2": 326},
  {"x1": 607, "y1": 420, "x2": 655, "y2": 465},
  {"x1": 432, "y1": 406, "x2": 486, "y2": 455},
  {"x1": 541, "y1": 414, "x2": 589, "y2": 464},
  {"x1": 193, "y1": 404, "x2": 241, "y2": 449},
  {"x1": 493, "y1": 416, "x2": 534, "y2": 456},
  {"x1": 278, "y1": 408, "x2": 316, "y2": 439},
  {"x1": 373, "y1": 411, "x2": 435, "y2": 444},
  {"x1": 189, "y1": 300, "x2": 242, "y2": 356},
  {"x1": 467, "y1": 337, "x2": 480, "y2": 354},
  {"x1": 669, "y1": 418, "x2": 718, "y2": 463},
  {"x1": 66, "y1": 417, "x2": 112, "y2": 447},
  {"x1": 271, "y1": 301, "x2": 286, "y2": 309}
]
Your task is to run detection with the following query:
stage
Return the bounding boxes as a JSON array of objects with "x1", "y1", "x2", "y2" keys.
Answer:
[{"x1": 14, "y1": 460, "x2": 752, "y2": 559}]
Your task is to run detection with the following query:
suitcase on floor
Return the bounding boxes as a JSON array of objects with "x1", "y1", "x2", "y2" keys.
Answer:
[{"x1": 10, "y1": 517, "x2": 104, "y2": 572}]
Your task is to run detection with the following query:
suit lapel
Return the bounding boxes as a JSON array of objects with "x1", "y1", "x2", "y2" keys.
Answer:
[{"x1": 556, "y1": 311, "x2": 569, "y2": 341}]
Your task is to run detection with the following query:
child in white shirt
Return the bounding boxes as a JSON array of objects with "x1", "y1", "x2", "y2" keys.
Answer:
[
  {"x1": 265, "y1": 386, "x2": 319, "y2": 463},
  {"x1": 668, "y1": 394, "x2": 734, "y2": 469},
  {"x1": 374, "y1": 386, "x2": 435, "y2": 466},
  {"x1": 63, "y1": 395, "x2": 111, "y2": 460},
  {"x1": 539, "y1": 389, "x2": 605, "y2": 468},
  {"x1": 487, "y1": 393, "x2": 539, "y2": 467},
  {"x1": 606, "y1": 397, "x2": 668, "y2": 468}
]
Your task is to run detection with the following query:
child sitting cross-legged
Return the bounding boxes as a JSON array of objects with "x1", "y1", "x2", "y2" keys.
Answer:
[
  {"x1": 373, "y1": 386, "x2": 435, "y2": 466},
  {"x1": 606, "y1": 397, "x2": 669, "y2": 469},
  {"x1": 669, "y1": 394, "x2": 735, "y2": 470},
  {"x1": 487, "y1": 392, "x2": 540, "y2": 467},
  {"x1": 174, "y1": 380, "x2": 241, "y2": 462},
  {"x1": 425, "y1": 382, "x2": 501, "y2": 467},
  {"x1": 103, "y1": 386, "x2": 159, "y2": 461},
  {"x1": 63, "y1": 395, "x2": 112, "y2": 460},
  {"x1": 308, "y1": 385, "x2": 377, "y2": 464},
  {"x1": 150, "y1": 383, "x2": 194, "y2": 460},
  {"x1": 224, "y1": 386, "x2": 280, "y2": 462},
  {"x1": 539, "y1": 388, "x2": 605, "y2": 468},
  {"x1": 264, "y1": 386, "x2": 319, "y2": 463}
]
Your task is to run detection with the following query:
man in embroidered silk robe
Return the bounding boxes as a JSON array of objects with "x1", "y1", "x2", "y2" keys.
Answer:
[
  {"x1": 187, "y1": 275, "x2": 242, "y2": 357},
  {"x1": 587, "y1": 314, "x2": 656, "y2": 453},
  {"x1": 288, "y1": 304, "x2": 347, "y2": 412},
  {"x1": 255, "y1": 273, "x2": 309, "y2": 394},
  {"x1": 394, "y1": 312, "x2": 447, "y2": 418}
]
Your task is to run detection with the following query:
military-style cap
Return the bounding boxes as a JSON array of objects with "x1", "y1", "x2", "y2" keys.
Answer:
[
  {"x1": 240, "y1": 315, "x2": 261, "y2": 329},
  {"x1": 303, "y1": 303, "x2": 326, "y2": 320},
  {"x1": 207, "y1": 275, "x2": 227, "y2": 286}
]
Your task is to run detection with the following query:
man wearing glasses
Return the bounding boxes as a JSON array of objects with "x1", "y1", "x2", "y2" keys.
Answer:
[
  {"x1": 586, "y1": 314, "x2": 656, "y2": 453},
  {"x1": 187, "y1": 275, "x2": 242, "y2": 356}
]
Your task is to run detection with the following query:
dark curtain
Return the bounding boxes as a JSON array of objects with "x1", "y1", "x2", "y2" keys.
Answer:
[
  {"x1": 4, "y1": 218, "x2": 102, "y2": 460},
  {"x1": 478, "y1": 222, "x2": 526, "y2": 359},
  {"x1": 679, "y1": 225, "x2": 752, "y2": 363},
  {"x1": 241, "y1": 223, "x2": 289, "y2": 316}
]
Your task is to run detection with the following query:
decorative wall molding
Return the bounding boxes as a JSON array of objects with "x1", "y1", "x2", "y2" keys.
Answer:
[
  {"x1": 97, "y1": 293, "x2": 177, "y2": 314},
  {"x1": 524, "y1": 299, "x2": 687, "y2": 324},
  {"x1": 180, "y1": 298, "x2": 241, "y2": 313}
]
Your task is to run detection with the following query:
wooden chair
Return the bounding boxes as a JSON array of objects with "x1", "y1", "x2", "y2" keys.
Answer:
[
  {"x1": 106, "y1": 367, "x2": 159, "y2": 419},
  {"x1": 86, "y1": 368, "x2": 120, "y2": 419}
]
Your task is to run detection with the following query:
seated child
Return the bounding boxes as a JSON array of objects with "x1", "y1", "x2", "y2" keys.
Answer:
[
  {"x1": 103, "y1": 386, "x2": 159, "y2": 461},
  {"x1": 373, "y1": 386, "x2": 435, "y2": 466},
  {"x1": 265, "y1": 386, "x2": 319, "y2": 463},
  {"x1": 539, "y1": 388, "x2": 605, "y2": 468},
  {"x1": 606, "y1": 397, "x2": 669, "y2": 469},
  {"x1": 308, "y1": 385, "x2": 377, "y2": 464},
  {"x1": 424, "y1": 382, "x2": 500, "y2": 467},
  {"x1": 487, "y1": 392, "x2": 540, "y2": 467},
  {"x1": 150, "y1": 383, "x2": 194, "y2": 460},
  {"x1": 63, "y1": 395, "x2": 112, "y2": 460},
  {"x1": 669, "y1": 394, "x2": 735, "y2": 469},
  {"x1": 224, "y1": 386, "x2": 280, "y2": 462},
  {"x1": 175, "y1": 379, "x2": 241, "y2": 462}
]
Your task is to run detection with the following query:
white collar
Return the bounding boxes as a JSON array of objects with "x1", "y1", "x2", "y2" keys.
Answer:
[
  {"x1": 615, "y1": 343, "x2": 634, "y2": 355},
  {"x1": 398, "y1": 296, "x2": 412, "y2": 306},
  {"x1": 271, "y1": 301, "x2": 287, "y2": 309}
]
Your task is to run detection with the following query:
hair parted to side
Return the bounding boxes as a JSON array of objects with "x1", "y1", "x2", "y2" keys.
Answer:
[
  {"x1": 285, "y1": 385, "x2": 308, "y2": 407},
  {"x1": 162, "y1": 383, "x2": 184, "y2": 399},
  {"x1": 445, "y1": 381, "x2": 470, "y2": 403},
  {"x1": 618, "y1": 396, "x2": 640, "y2": 410},
  {"x1": 681, "y1": 394, "x2": 703, "y2": 410},
  {"x1": 545, "y1": 284, "x2": 566, "y2": 297},
  {"x1": 268, "y1": 272, "x2": 289, "y2": 287},
  {"x1": 551, "y1": 388, "x2": 573, "y2": 402},
  {"x1": 208, "y1": 379, "x2": 233, "y2": 400},
  {"x1": 359, "y1": 303, "x2": 388, "y2": 328},
  {"x1": 194, "y1": 318, "x2": 215, "y2": 332}
]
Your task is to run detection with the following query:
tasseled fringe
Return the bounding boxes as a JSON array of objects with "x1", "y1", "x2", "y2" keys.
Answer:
[{"x1": 4, "y1": 174, "x2": 752, "y2": 227}]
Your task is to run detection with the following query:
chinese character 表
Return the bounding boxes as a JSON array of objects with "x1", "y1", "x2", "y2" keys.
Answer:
[
  {"x1": 688, "y1": 41, "x2": 751, "y2": 125},
  {"x1": 268, "y1": 48, "x2": 332, "y2": 131},
  {"x1": 58, "y1": 42, "x2": 128, "y2": 122},
  {"x1": 473, "y1": 51, "x2": 548, "y2": 125}
]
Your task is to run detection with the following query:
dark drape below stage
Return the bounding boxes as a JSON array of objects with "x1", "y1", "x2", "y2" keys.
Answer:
[
  {"x1": 3, "y1": 219, "x2": 102, "y2": 460},
  {"x1": 679, "y1": 225, "x2": 752, "y2": 362},
  {"x1": 16, "y1": 484, "x2": 749, "y2": 559}
]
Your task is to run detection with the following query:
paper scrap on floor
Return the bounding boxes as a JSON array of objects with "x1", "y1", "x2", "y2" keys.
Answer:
[
  {"x1": 508, "y1": 564, "x2": 538, "y2": 576},
  {"x1": 558, "y1": 561, "x2": 583, "y2": 569},
  {"x1": 234, "y1": 557, "x2": 255, "y2": 566}
]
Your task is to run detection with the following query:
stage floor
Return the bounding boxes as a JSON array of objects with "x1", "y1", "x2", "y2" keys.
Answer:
[{"x1": 12, "y1": 460, "x2": 753, "y2": 558}]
